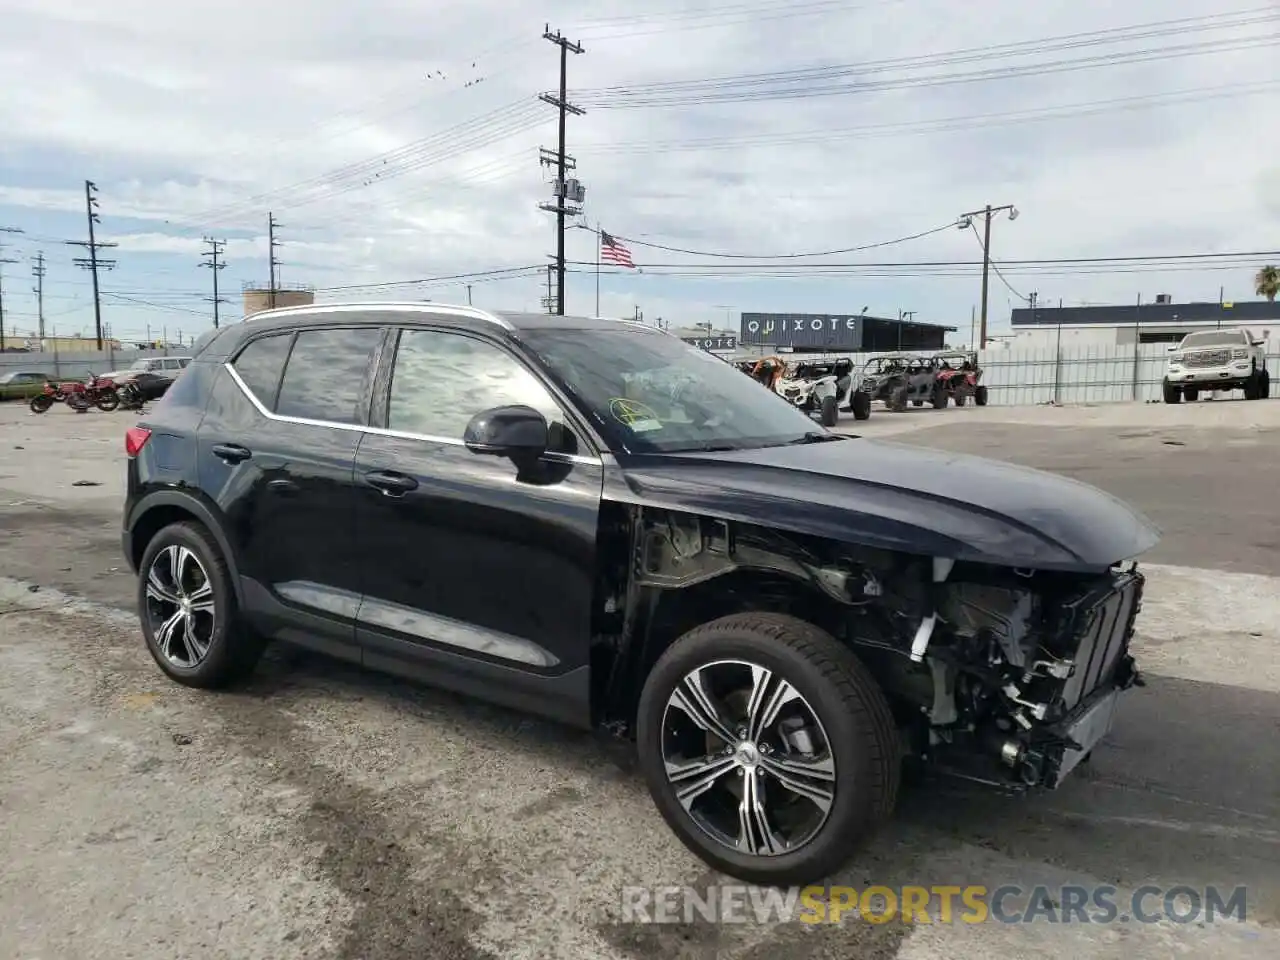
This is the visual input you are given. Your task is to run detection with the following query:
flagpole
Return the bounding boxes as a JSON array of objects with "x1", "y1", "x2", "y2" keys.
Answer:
[{"x1": 595, "y1": 221, "x2": 601, "y2": 316}]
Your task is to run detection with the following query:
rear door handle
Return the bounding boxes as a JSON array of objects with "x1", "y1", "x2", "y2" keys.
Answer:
[
  {"x1": 211, "y1": 443, "x2": 252, "y2": 464},
  {"x1": 363, "y1": 470, "x2": 419, "y2": 496}
]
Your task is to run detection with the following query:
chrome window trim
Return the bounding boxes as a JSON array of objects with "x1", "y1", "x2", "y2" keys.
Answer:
[
  {"x1": 240, "y1": 301, "x2": 515, "y2": 331},
  {"x1": 223, "y1": 362, "x2": 602, "y2": 467}
]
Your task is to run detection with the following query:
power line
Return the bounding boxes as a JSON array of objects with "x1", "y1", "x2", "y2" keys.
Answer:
[
  {"x1": 571, "y1": 10, "x2": 1280, "y2": 107},
  {"x1": 315, "y1": 263, "x2": 546, "y2": 293},
  {"x1": 200, "y1": 237, "x2": 229, "y2": 328},
  {"x1": 562, "y1": 249, "x2": 1280, "y2": 270},
  {"x1": 537, "y1": 24, "x2": 585, "y2": 316},
  {"x1": 610, "y1": 220, "x2": 962, "y2": 259}
]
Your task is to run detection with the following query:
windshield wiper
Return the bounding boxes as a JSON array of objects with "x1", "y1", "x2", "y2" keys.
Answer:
[{"x1": 786, "y1": 431, "x2": 844, "y2": 445}]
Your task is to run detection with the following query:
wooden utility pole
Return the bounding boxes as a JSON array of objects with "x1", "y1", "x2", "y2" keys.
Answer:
[
  {"x1": 200, "y1": 237, "x2": 229, "y2": 327},
  {"x1": 68, "y1": 180, "x2": 118, "y2": 349},
  {"x1": 538, "y1": 26, "x2": 584, "y2": 315},
  {"x1": 960, "y1": 203, "x2": 1018, "y2": 348}
]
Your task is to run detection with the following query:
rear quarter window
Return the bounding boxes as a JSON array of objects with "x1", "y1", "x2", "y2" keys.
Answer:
[{"x1": 231, "y1": 332, "x2": 295, "y2": 410}]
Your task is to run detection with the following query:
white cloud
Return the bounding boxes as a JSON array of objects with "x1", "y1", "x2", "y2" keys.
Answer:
[{"x1": 0, "y1": 0, "x2": 1277, "y2": 343}]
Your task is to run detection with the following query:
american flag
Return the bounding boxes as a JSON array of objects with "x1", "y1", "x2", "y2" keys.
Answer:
[{"x1": 600, "y1": 230, "x2": 636, "y2": 269}]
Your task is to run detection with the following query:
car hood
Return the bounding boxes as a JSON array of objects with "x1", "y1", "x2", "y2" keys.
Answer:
[{"x1": 612, "y1": 437, "x2": 1160, "y2": 572}]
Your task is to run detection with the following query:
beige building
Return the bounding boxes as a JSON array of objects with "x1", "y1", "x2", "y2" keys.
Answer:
[{"x1": 242, "y1": 282, "x2": 316, "y2": 317}]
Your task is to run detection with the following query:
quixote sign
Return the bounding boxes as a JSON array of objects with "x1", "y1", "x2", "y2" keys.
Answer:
[
  {"x1": 681, "y1": 336, "x2": 737, "y2": 351},
  {"x1": 740, "y1": 313, "x2": 864, "y2": 349}
]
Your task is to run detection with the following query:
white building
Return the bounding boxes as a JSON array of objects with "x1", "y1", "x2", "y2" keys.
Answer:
[{"x1": 1008, "y1": 297, "x2": 1278, "y2": 349}]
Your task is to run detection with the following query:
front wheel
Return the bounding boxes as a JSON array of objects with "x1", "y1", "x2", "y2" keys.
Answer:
[
  {"x1": 974, "y1": 384, "x2": 989, "y2": 406},
  {"x1": 888, "y1": 385, "x2": 908, "y2": 412},
  {"x1": 636, "y1": 612, "x2": 900, "y2": 886},
  {"x1": 849, "y1": 390, "x2": 872, "y2": 421},
  {"x1": 137, "y1": 521, "x2": 267, "y2": 689},
  {"x1": 1162, "y1": 379, "x2": 1181, "y2": 404},
  {"x1": 29, "y1": 394, "x2": 53, "y2": 413},
  {"x1": 95, "y1": 390, "x2": 120, "y2": 411},
  {"x1": 819, "y1": 394, "x2": 839, "y2": 427},
  {"x1": 66, "y1": 393, "x2": 91, "y2": 412}
]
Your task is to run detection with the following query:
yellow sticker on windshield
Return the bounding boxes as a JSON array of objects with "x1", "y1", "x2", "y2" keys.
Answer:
[{"x1": 609, "y1": 398, "x2": 663, "y2": 433}]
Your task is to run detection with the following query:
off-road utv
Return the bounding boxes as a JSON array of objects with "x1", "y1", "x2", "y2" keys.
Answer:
[
  {"x1": 122, "y1": 304, "x2": 1158, "y2": 887},
  {"x1": 774, "y1": 356, "x2": 872, "y2": 425},
  {"x1": 858, "y1": 353, "x2": 944, "y2": 411},
  {"x1": 933, "y1": 351, "x2": 988, "y2": 407}
]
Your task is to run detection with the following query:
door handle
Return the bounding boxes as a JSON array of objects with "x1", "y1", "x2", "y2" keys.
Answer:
[
  {"x1": 363, "y1": 470, "x2": 419, "y2": 496},
  {"x1": 211, "y1": 443, "x2": 252, "y2": 464}
]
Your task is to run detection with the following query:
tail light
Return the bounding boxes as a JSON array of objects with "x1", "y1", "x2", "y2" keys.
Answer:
[{"x1": 125, "y1": 426, "x2": 152, "y2": 458}]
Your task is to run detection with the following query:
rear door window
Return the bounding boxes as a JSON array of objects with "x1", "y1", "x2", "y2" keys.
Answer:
[
  {"x1": 231, "y1": 332, "x2": 295, "y2": 410},
  {"x1": 275, "y1": 327, "x2": 383, "y2": 425}
]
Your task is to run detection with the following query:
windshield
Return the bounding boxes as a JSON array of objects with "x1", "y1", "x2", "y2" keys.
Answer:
[
  {"x1": 520, "y1": 327, "x2": 832, "y2": 453},
  {"x1": 1179, "y1": 331, "x2": 1245, "y2": 348}
]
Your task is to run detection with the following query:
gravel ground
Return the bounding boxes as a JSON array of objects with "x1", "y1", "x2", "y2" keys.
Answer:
[{"x1": 1, "y1": 397, "x2": 1278, "y2": 959}]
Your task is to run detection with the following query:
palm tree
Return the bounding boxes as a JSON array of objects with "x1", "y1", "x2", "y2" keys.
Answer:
[{"x1": 1256, "y1": 264, "x2": 1280, "y2": 302}]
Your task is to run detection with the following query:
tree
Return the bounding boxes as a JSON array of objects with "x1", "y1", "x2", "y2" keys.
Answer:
[{"x1": 1256, "y1": 264, "x2": 1279, "y2": 302}]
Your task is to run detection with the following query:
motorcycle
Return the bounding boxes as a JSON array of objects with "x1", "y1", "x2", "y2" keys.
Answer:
[
  {"x1": 30, "y1": 380, "x2": 91, "y2": 413},
  {"x1": 117, "y1": 380, "x2": 146, "y2": 411},
  {"x1": 83, "y1": 372, "x2": 121, "y2": 411}
]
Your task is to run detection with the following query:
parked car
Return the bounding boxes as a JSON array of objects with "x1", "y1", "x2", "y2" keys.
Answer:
[
  {"x1": 932, "y1": 350, "x2": 988, "y2": 407},
  {"x1": 125, "y1": 371, "x2": 176, "y2": 401},
  {"x1": 102, "y1": 356, "x2": 192, "y2": 385},
  {"x1": 1162, "y1": 328, "x2": 1270, "y2": 402},
  {"x1": 0, "y1": 370, "x2": 52, "y2": 401},
  {"x1": 121, "y1": 304, "x2": 1159, "y2": 886}
]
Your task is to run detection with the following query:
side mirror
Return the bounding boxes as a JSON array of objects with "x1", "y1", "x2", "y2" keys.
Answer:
[
  {"x1": 1167, "y1": 345, "x2": 1179, "y2": 352},
  {"x1": 463, "y1": 404, "x2": 548, "y2": 459}
]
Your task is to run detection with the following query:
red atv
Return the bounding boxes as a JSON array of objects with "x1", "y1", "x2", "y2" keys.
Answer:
[{"x1": 932, "y1": 350, "x2": 988, "y2": 407}]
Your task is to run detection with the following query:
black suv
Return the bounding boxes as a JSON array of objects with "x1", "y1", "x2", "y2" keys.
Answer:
[{"x1": 121, "y1": 304, "x2": 1159, "y2": 885}]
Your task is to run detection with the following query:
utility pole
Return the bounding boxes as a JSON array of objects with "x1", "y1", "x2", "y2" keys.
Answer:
[
  {"x1": 0, "y1": 228, "x2": 20, "y2": 352},
  {"x1": 538, "y1": 25, "x2": 585, "y2": 315},
  {"x1": 67, "y1": 180, "x2": 118, "y2": 349},
  {"x1": 268, "y1": 212, "x2": 283, "y2": 309},
  {"x1": 959, "y1": 203, "x2": 1018, "y2": 348},
  {"x1": 32, "y1": 252, "x2": 46, "y2": 340},
  {"x1": 200, "y1": 237, "x2": 229, "y2": 328}
]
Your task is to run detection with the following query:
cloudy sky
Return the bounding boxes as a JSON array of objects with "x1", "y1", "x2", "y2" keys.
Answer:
[{"x1": 0, "y1": 0, "x2": 1276, "y2": 346}]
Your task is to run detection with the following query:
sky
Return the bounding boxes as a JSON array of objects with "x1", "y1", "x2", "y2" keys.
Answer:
[{"x1": 0, "y1": 0, "x2": 1277, "y2": 347}]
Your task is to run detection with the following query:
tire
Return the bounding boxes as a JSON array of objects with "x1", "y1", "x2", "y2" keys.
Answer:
[
  {"x1": 930, "y1": 385, "x2": 947, "y2": 409},
  {"x1": 66, "y1": 393, "x2": 91, "y2": 412},
  {"x1": 94, "y1": 390, "x2": 120, "y2": 412},
  {"x1": 137, "y1": 521, "x2": 266, "y2": 689},
  {"x1": 953, "y1": 393, "x2": 966, "y2": 407},
  {"x1": 888, "y1": 385, "x2": 908, "y2": 412},
  {"x1": 1184, "y1": 387, "x2": 1198, "y2": 402},
  {"x1": 29, "y1": 394, "x2": 53, "y2": 414},
  {"x1": 819, "y1": 395, "x2": 839, "y2": 427},
  {"x1": 974, "y1": 384, "x2": 989, "y2": 406},
  {"x1": 636, "y1": 612, "x2": 899, "y2": 886},
  {"x1": 1261, "y1": 370, "x2": 1271, "y2": 399},
  {"x1": 850, "y1": 390, "x2": 872, "y2": 421},
  {"x1": 1162, "y1": 380, "x2": 1181, "y2": 404}
]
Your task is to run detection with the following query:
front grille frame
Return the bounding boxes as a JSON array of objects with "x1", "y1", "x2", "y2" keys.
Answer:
[
  {"x1": 1050, "y1": 570, "x2": 1144, "y2": 712},
  {"x1": 1182, "y1": 350, "x2": 1229, "y2": 368}
]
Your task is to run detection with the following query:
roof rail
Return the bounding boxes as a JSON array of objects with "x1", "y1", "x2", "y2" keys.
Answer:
[{"x1": 240, "y1": 300, "x2": 514, "y2": 330}]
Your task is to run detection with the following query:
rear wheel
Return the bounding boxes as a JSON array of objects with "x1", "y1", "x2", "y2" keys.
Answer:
[
  {"x1": 974, "y1": 384, "x2": 989, "y2": 406},
  {"x1": 930, "y1": 385, "x2": 947, "y2": 409},
  {"x1": 888, "y1": 385, "x2": 908, "y2": 412},
  {"x1": 29, "y1": 394, "x2": 53, "y2": 414},
  {"x1": 636, "y1": 612, "x2": 900, "y2": 886},
  {"x1": 1162, "y1": 379, "x2": 1181, "y2": 404},
  {"x1": 953, "y1": 393, "x2": 966, "y2": 407},
  {"x1": 819, "y1": 395, "x2": 839, "y2": 427},
  {"x1": 138, "y1": 521, "x2": 267, "y2": 689},
  {"x1": 1184, "y1": 387, "x2": 1199, "y2": 402},
  {"x1": 95, "y1": 391, "x2": 120, "y2": 412},
  {"x1": 66, "y1": 393, "x2": 91, "y2": 412}
]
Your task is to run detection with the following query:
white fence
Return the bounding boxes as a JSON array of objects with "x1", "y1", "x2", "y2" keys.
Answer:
[
  {"x1": 738, "y1": 344, "x2": 1280, "y2": 405},
  {"x1": 0, "y1": 346, "x2": 190, "y2": 381}
]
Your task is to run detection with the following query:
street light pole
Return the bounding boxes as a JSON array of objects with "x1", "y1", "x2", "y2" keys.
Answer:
[{"x1": 959, "y1": 203, "x2": 1018, "y2": 348}]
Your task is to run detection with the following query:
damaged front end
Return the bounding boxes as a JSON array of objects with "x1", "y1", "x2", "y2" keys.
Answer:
[{"x1": 614, "y1": 511, "x2": 1146, "y2": 792}]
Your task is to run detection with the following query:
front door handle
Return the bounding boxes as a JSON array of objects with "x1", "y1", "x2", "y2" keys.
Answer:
[
  {"x1": 364, "y1": 470, "x2": 419, "y2": 496},
  {"x1": 211, "y1": 443, "x2": 252, "y2": 464}
]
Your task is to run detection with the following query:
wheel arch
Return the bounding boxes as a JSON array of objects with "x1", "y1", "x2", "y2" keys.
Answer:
[{"x1": 127, "y1": 491, "x2": 245, "y2": 606}]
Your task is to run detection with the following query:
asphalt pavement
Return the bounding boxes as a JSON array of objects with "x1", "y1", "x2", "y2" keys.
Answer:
[{"x1": 1, "y1": 398, "x2": 1277, "y2": 959}]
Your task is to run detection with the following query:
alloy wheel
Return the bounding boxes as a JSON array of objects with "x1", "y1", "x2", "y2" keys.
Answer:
[
  {"x1": 144, "y1": 544, "x2": 216, "y2": 667},
  {"x1": 660, "y1": 659, "x2": 835, "y2": 857}
]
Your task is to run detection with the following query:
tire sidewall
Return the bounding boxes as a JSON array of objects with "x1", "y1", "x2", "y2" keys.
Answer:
[
  {"x1": 637, "y1": 627, "x2": 885, "y2": 884},
  {"x1": 137, "y1": 523, "x2": 237, "y2": 685}
]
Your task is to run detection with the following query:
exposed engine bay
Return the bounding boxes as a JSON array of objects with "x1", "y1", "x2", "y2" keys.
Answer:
[{"x1": 620, "y1": 509, "x2": 1145, "y2": 790}]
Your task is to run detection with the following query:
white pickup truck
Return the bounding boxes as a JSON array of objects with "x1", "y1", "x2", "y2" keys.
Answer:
[{"x1": 1162, "y1": 328, "x2": 1270, "y2": 403}]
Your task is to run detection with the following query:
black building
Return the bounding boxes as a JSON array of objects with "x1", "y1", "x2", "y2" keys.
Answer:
[{"x1": 739, "y1": 312, "x2": 955, "y2": 353}]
